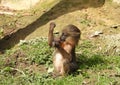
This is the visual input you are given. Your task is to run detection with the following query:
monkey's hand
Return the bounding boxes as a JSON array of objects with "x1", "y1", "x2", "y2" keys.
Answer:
[
  {"x1": 49, "y1": 22, "x2": 56, "y2": 31},
  {"x1": 53, "y1": 38, "x2": 61, "y2": 47}
]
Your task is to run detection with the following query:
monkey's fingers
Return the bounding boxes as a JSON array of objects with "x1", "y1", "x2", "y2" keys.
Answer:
[{"x1": 50, "y1": 22, "x2": 56, "y2": 30}]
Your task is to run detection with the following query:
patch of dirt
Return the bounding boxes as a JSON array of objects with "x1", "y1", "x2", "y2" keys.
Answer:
[
  {"x1": 0, "y1": 0, "x2": 120, "y2": 52},
  {"x1": 0, "y1": 0, "x2": 58, "y2": 50},
  {"x1": 4, "y1": 50, "x2": 46, "y2": 75},
  {"x1": 0, "y1": 0, "x2": 105, "y2": 50}
]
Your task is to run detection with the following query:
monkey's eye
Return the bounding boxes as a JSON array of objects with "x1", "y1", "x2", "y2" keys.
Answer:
[
  {"x1": 60, "y1": 33, "x2": 68, "y2": 41},
  {"x1": 62, "y1": 33, "x2": 68, "y2": 36}
]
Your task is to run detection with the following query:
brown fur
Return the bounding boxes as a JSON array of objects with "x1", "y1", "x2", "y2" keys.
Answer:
[{"x1": 48, "y1": 22, "x2": 81, "y2": 76}]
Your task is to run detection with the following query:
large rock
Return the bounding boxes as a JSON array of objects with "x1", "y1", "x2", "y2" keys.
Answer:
[
  {"x1": 0, "y1": 0, "x2": 40, "y2": 10},
  {"x1": 113, "y1": 0, "x2": 120, "y2": 4}
]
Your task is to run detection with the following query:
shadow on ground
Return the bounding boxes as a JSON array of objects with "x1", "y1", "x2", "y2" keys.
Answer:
[
  {"x1": 68, "y1": 53, "x2": 107, "y2": 76},
  {"x1": 77, "y1": 54, "x2": 106, "y2": 69},
  {"x1": 0, "y1": 0, "x2": 105, "y2": 51}
]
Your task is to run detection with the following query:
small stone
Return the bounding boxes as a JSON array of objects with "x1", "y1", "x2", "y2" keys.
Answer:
[
  {"x1": 90, "y1": 31, "x2": 103, "y2": 38},
  {"x1": 47, "y1": 67, "x2": 54, "y2": 73}
]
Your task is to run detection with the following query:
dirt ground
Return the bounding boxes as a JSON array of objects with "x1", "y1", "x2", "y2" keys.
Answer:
[
  {"x1": 0, "y1": 1, "x2": 120, "y2": 84},
  {"x1": 0, "y1": 0, "x2": 120, "y2": 52}
]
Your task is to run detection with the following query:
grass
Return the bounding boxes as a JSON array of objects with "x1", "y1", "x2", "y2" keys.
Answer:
[
  {"x1": 0, "y1": 37, "x2": 120, "y2": 85},
  {"x1": 0, "y1": 0, "x2": 120, "y2": 84}
]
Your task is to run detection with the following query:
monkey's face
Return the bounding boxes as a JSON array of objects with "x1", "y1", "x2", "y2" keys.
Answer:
[
  {"x1": 60, "y1": 24, "x2": 81, "y2": 43},
  {"x1": 60, "y1": 30, "x2": 80, "y2": 42}
]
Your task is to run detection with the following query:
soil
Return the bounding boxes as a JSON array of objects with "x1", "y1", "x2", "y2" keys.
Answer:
[
  {"x1": 4, "y1": 49, "x2": 47, "y2": 75},
  {"x1": 0, "y1": 0, "x2": 120, "y2": 52}
]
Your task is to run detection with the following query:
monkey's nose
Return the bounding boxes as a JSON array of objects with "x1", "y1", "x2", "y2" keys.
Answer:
[{"x1": 60, "y1": 37, "x2": 65, "y2": 41}]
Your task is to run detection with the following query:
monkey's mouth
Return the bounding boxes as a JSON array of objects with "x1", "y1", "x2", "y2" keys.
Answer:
[{"x1": 60, "y1": 37, "x2": 66, "y2": 41}]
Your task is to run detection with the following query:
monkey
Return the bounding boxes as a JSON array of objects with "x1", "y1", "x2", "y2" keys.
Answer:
[{"x1": 48, "y1": 22, "x2": 81, "y2": 76}]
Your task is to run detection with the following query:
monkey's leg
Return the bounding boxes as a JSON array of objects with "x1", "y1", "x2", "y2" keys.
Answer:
[
  {"x1": 69, "y1": 62, "x2": 78, "y2": 72},
  {"x1": 60, "y1": 62, "x2": 70, "y2": 76}
]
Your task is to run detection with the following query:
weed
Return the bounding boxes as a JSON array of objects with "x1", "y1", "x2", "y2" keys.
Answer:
[{"x1": 0, "y1": 38, "x2": 120, "y2": 85}]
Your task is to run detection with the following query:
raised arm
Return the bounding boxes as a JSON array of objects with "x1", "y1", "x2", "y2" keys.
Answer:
[{"x1": 48, "y1": 22, "x2": 56, "y2": 47}]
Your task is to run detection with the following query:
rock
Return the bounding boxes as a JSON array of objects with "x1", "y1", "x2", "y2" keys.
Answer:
[
  {"x1": 90, "y1": 31, "x2": 103, "y2": 38},
  {"x1": 0, "y1": 0, "x2": 40, "y2": 10},
  {"x1": 113, "y1": 0, "x2": 120, "y2": 4}
]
